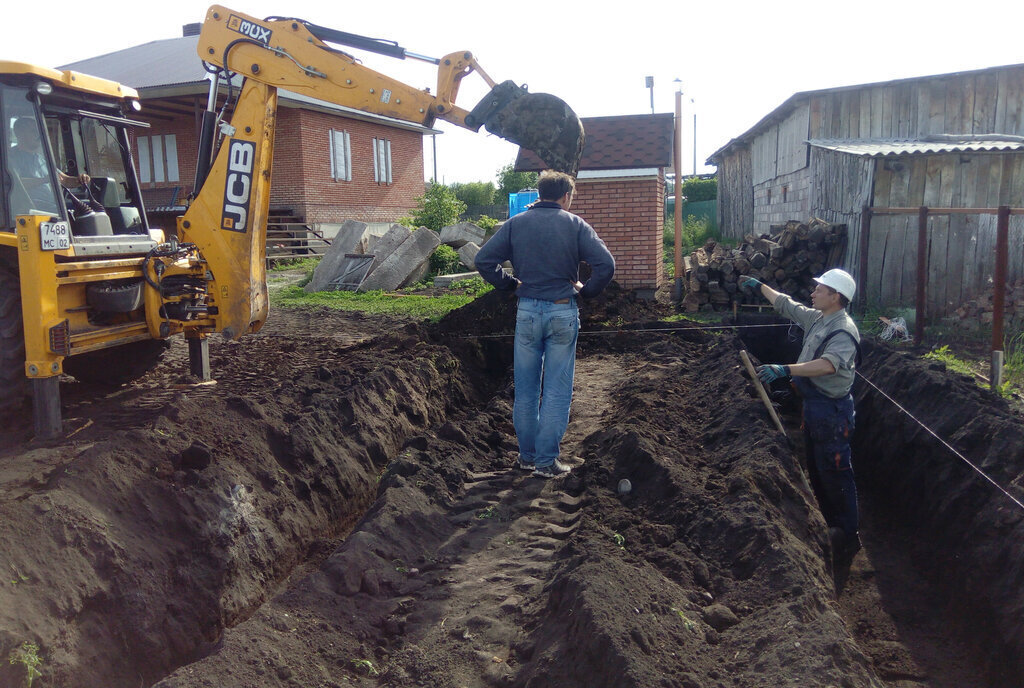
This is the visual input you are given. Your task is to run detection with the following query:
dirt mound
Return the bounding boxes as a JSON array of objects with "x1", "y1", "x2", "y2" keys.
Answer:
[
  {"x1": 851, "y1": 340, "x2": 1024, "y2": 685},
  {"x1": 1, "y1": 289, "x2": 1022, "y2": 687}
]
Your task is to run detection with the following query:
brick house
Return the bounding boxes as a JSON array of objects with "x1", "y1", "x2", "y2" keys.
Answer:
[
  {"x1": 515, "y1": 114, "x2": 673, "y2": 296},
  {"x1": 62, "y1": 25, "x2": 437, "y2": 229}
]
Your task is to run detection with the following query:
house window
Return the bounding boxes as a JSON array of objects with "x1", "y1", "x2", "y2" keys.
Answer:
[
  {"x1": 329, "y1": 129, "x2": 352, "y2": 181},
  {"x1": 137, "y1": 134, "x2": 179, "y2": 184},
  {"x1": 372, "y1": 137, "x2": 392, "y2": 184}
]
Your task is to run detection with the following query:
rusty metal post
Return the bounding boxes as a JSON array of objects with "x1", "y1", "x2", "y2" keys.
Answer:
[
  {"x1": 858, "y1": 206, "x2": 872, "y2": 314},
  {"x1": 673, "y1": 88, "x2": 683, "y2": 302},
  {"x1": 992, "y1": 205, "x2": 1010, "y2": 389},
  {"x1": 915, "y1": 207, "x2": 928, "y2": 346}
]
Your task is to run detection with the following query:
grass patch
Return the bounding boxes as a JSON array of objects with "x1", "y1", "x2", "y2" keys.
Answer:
[
  {"x1": 271, "y1": 283, "x2": 489, "y2": 321},
  {"x1": 268, "y1": 256, "x2": 321, "y2": 272},
  {"x1": 923, "y1": 344, "x2": 975, "y2": 377}
]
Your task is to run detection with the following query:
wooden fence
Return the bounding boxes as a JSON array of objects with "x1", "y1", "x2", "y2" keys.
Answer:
[{"x1": 860, "y1": 205, "x2": 1023, "y2": 386}]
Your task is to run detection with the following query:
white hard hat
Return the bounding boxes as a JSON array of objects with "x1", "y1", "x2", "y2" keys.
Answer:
[{"x1": 814, "y1": 268, "x2": 856, "y2": 302}]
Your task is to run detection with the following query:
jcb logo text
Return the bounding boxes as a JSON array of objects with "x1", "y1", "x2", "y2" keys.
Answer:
[{"x1": 222, "y1": 140, "x2": 255, "y2": 233}]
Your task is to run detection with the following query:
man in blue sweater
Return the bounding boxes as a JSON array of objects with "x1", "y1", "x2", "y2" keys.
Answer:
[{"x1": 475, "y1": 170, "x2": 615, "y2": 478}]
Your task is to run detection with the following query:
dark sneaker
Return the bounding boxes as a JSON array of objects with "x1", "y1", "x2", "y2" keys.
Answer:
[
  {"x1": 517, "y1": 458, "x2": 535, "y2": 471},
  {"x1": 532, "y1": 461, "x2": 572, "y2": 478}
]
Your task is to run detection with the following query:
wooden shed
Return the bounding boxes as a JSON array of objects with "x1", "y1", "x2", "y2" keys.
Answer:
[{"x1": 708, "y1": 63, "x2": 1024, "y2": 316}]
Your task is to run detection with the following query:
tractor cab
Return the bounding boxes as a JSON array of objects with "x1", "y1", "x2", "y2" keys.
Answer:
[{"x1": 0, "y1": 69, "x2": 158, "y2": 256}]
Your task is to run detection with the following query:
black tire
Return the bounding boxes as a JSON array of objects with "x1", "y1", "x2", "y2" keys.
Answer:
[
  {"x1": 87, "y1": 279, "x2": 144, "y2": 313},
  {"x1": 63, "y1": 338, "x2": 170, "y2": 386},
  {"x1": 0, "y1": 266, "x2": 26, "y2": 414}
]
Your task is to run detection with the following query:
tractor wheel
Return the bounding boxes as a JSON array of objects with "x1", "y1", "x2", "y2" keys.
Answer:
[
  {"x1": 63, "y1": 339, "x2": 170, "y2": 386},
  {"x1": 0, "y1": 266, "x2": 27, "y2": 414}
]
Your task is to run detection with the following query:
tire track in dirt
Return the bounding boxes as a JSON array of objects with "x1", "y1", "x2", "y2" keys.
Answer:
[{"x1": 376, "y1": 353, "x2": 629, "y2": 686}]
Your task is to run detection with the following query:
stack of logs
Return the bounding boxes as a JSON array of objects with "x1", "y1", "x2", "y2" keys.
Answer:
[
  {"x1": 682, "y1": 218, "x2": 849, "y2": 312},
  {"x1": 954, "y1": 277, "x2": 1024, "y2": 333}
]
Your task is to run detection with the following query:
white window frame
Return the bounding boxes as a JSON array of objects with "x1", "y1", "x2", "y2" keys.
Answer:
[
  {"x1": 372, "y1": 137, "x2": 392, "y2": 185},
  {"x1": 137, "y1": 134, "x2": 179, "y2": 184},
  {"x1": 329, "y1": 129, "x2": 352, "y2": 181}
]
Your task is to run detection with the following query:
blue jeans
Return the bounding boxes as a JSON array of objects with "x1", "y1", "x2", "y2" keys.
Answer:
[
  {"x1": 513, "y1": 297, "x2": 580, "y2": 467},
  {"x1": 796, "y1": 378, "x2": 859, "y2": 538}
]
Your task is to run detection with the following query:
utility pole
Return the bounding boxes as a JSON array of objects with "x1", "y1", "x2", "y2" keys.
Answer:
[
  {"x1": 673, "y1": 80, "x2": 683, "y2": 302},
  {"x1": 691, "y1": 98, "x2": 697, "y2": 176}
]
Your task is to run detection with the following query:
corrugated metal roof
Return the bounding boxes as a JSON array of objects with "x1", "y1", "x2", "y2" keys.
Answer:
[
  {"x1": 63, "y1": 37, "x2": 207, "y2": 89},
  {"x1": 808, "y1": 135, "x2": 1024, "y2": 157},
  {"x1": 707, "y1": 62, "x2": 1024, "y2": 164}
]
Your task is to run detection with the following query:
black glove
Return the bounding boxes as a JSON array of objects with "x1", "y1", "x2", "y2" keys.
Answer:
[{"x1": 756, "y1": 364, "x2": 789, "y2": 384}]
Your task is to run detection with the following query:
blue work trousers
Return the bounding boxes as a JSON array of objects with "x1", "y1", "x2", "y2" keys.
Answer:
[
  {"x1": 513, "y1": 297, "x2": 579, "y2": 468},
  {"x1": 797, "y1": 380, "x2": 859, "y2": 538}
]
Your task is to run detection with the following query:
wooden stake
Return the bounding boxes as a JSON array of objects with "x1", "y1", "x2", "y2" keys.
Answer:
[{"x1": 739, "y1": 350, "x2": 787, "y2": 436}]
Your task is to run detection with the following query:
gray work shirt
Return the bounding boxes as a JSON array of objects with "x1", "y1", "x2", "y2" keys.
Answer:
[{"x1": 773, "y1": 293, "x2": 860, "y2": 398}]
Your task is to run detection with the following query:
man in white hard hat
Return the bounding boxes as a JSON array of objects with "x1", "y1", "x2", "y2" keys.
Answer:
[{"x1": 741, "y1": 268, "x2": 862, "y2": 569}]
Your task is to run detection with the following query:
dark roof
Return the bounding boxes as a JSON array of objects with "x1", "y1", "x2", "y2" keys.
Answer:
[
  {"x1": 514, "y1": 113, "x2": 674, "y2": 172},
  {"x1": 707, "y1": 62, "x2": 1024, "y2": 164}
]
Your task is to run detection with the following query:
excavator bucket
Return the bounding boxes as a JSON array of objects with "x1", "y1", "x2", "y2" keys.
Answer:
[{"x1": 467, "y1": 81, "x2": 585, "y2": 177}]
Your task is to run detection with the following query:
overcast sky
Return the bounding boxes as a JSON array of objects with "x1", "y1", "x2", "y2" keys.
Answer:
[{"x1": 5, "y1": 0, "x2": 1024, "y2": 185}]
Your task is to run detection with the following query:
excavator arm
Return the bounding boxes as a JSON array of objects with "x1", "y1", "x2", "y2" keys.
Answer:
[
  {"x1": 196, "y1": 6, "x2": 583, "y2": 169},
  {"x1": 171, "y1": 5, "x2": 584, "y2": 344}
]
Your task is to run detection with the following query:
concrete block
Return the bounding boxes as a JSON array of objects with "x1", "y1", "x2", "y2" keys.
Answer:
[
  {"x1": 439, "y1": 222, "x2": 485, "y2": 248},
  {"x1": 367, "y1": 224, "x2": 412, "y2": 273},
  {"x1": 366, "y1": 223, "x2": 405, "y2": 254},
  {"x1": 457, "y1": 242, "x2": 480, "y2": 269},
  {"x1": 433, "y1": 271, "x2": 479, "y2": 288},
  {"x1": 360, "y1": 228, "x2": 440, "y2": 292},
  {"x1": 305, "y1": 220, "x2": 369, "y2": 292}
]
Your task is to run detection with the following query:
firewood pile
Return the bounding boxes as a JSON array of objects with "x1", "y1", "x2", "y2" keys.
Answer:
[
  {"x1": 954, "y1": 277, "x2": 1024, "y2": 332},
  {"x1": 681, "y1": 218, "x2": 848, "y2": 312}
]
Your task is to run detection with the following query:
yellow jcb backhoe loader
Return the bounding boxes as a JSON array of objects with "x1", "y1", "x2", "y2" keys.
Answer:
[{"x1": 0, "y1": 5, "x2": 584, "y2": 439}]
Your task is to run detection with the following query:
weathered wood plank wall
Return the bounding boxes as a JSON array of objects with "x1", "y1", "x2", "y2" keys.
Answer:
[
  {"x1": 713, "y1": 64, "x2": 1024, "y2": 316},
  {"x1": 868, "y1": 152, "x2": 1024, "y2": 315}
]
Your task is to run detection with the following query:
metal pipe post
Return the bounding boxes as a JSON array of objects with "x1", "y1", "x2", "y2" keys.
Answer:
[
  {"x1": 915, "y1": 207, "x2": 928, "y2": 346},
  {"x1": 673, "y1": 89, "x2": 683, "y2": 301},
  {"x1": 992, "y1": 205, "x2": 1010, "y2": 388},
  {"x1": 858, "y1": 206, "x2": 872, "y2": 315}
]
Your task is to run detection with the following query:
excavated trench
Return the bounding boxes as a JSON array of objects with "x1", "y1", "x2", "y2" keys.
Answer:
[{"x1": 0, "y1": 289, "x2": 1021, "y2": 687}]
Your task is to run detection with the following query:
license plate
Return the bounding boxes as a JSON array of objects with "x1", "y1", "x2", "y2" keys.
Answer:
[{"x1": 40, "y1": 221, "x2": 70, "y2": 251}]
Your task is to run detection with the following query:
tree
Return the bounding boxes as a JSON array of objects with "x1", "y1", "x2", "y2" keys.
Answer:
[
  {"x1": 495, "y1": 163, "x2": 538, "y2": 202},
  {"x1": 680, "y1": 177, "x2": 717, "y2": 202},
  {"x1": 449, "y1": 181, "x2": 496, "y2": 206},
  {"x1": 409, "y1": 183, "x2": 466, "y2": 231}
]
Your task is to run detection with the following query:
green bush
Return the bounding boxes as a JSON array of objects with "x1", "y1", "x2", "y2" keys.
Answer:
[
  {"x1": 475, "y1": 215, "x2": 501, "y2": 231},
  {"x1": 663, "y1": 215, "x2": 716, "y2": 254},
  {"x1": 681, "y1": 177, "x2": 717, "y2": 202},
  {"x1": 429, "y1": 244, "x2": 463, "y2": 277},
  {"x1": 496, "y1": 163, "x2": 538, "y2": 201},
  {"x1": 409, "y1": 184, "x2": 466, "y2": 231},
  {"x1": 449, "y1": 181, "x2": 496, "y2": 206}
]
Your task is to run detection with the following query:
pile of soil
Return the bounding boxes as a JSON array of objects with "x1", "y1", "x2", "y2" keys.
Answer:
[{"x1": 1, "y1": 286, "x2": 1022, "y2": 687}]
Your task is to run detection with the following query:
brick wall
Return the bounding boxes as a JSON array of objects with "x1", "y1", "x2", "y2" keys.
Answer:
[
  {"x1": 572, "y1": 173, "x2": 665, "y2": 291},
  {"x1": 134, "y1": 100, "x2": 425, "y2": 225}
]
